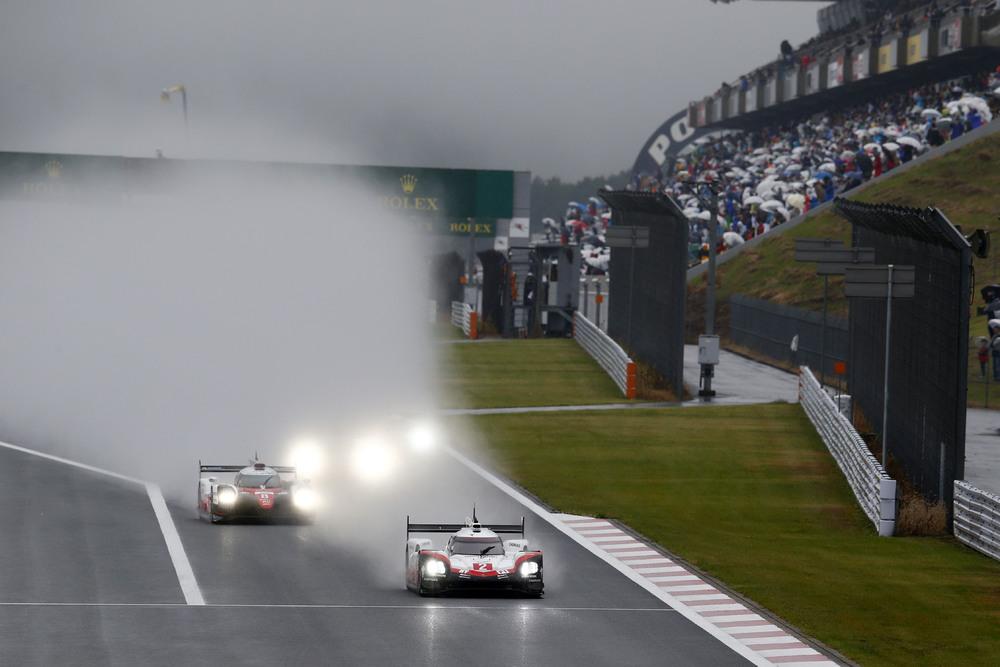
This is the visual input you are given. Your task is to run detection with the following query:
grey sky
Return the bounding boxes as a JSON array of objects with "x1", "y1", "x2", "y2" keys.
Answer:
[{"x1": 1, "y1": 1, "x2": 825, "y2": 180}]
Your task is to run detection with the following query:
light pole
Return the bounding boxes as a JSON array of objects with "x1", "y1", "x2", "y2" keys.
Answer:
[{"x1": 160, "y1": 84, "x2": 189, "y2": 143}]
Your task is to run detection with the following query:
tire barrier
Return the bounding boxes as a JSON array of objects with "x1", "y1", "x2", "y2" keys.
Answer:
[
  {"x1": 799, "y1": 366, "x2": 897, "y2": 536},
  {"x1": 450, "y1": 301, "x2": 478, "y2": 340},
  {"x1": 954, "y1": 481, "x2": 1000, "y2": 562},
  {"x1": 574, "y1": 312, "x2": 636, "y2": 399}
]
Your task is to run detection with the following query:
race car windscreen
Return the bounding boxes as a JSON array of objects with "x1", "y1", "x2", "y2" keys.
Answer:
[
  {"x1": 235, "y1": 473, "x2": 283, "y2": 488},
  {"x1": 450, "y1": 537, "x2": 503, "y2": 556}
]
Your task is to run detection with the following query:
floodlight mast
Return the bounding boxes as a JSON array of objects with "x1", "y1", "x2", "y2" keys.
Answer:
[{"x1": 160, "y1": 84, "x2": 189, "y2": 144}]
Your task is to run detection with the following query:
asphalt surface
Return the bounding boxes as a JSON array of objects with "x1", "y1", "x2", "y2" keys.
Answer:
[
  {"x1": 0, "y1": 443, "x2": 749, "y2": 666},
  {"x1": 683, "y1": 344, "x2": 799, "y2": 406}
]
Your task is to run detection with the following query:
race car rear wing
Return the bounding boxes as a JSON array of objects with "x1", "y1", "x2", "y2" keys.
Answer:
[
  {"x1": 406, "y1": 516, "x2": 525, "y2": 537},
  {"x1": 199, "y1": 462, "x2": 297, "y2": 475}
]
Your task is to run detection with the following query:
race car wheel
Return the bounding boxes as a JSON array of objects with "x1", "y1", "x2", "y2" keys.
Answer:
[{"x1": 416, "y1": 570, "x2": 434, "y2": 597}]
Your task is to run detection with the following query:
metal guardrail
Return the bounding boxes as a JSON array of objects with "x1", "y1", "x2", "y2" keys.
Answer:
[
  {"x1": 573, "y1": 312, "x2": 635, "y2": 399},
  {"x1": 799, "y1": 366, "x2": 897, "y2": 536},
  {"x1": 954, "y1": 480, "x2": 1000, "y2": 562},
  {"x1": 450, "y1": 301, "x2": 477, "y2": 340}
]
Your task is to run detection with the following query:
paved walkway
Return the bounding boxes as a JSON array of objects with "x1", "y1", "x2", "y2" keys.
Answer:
[
  {"x1": 683, "y1": 345, "x2": 799, "y2": 406},
  {"x1": 964, "y1": 408, "x2": 1000, "y2": 496}
]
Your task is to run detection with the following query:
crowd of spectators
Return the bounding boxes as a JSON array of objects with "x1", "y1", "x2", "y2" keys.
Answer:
[
  {"x1": 735, "y1": 0, "x2": 998, "y2": 108},
  {"x1": 629, "y1": 70, "x2": 999, "y2": 265}
]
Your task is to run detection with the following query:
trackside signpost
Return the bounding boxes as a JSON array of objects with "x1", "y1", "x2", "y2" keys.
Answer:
[
  {"x1": 794, "y1": 239, "x2": 874, "y2": 386},
  {"x1": 844, "y1": 264, "x2": 915, "y2": 465}
]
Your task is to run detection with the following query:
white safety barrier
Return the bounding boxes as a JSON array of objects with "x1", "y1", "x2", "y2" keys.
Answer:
[
  {"x1": 799, "y1": 367, "x2": 897, "y2": 536},
  {"x1": 450, "y1": 301, "x2": 478, "y2": 340},
  {"x1": 954, "y1": 481, "x2": 1000, "y2": 562},
  {"x1": 573, "y1": 312, "x2": 635, "y2": 399}
]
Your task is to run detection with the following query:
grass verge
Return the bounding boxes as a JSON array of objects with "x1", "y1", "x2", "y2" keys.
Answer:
[
  {"x1": 440, "y1": 339, "x2": 628, "y2": 408},
  {"x1": 463, "y1": 403, "x2": 1000, "y2": 666}
]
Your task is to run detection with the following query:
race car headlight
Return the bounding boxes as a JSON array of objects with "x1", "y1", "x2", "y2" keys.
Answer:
[
  {"x1": 216, "y1": 486, "x2": 237, "y2": 507},
  {"x1": 423, "y1": 559, "x2": 447, "y2": 577},
  {"x1": 519, "y1": 561, "x2": 539, "y2": 578},
  {"x1": 406, "y1": 421, "x2": 437, "y2": 453},
  {"x1": 292, "y1": 487, "x2": 317, "y2": 510}
]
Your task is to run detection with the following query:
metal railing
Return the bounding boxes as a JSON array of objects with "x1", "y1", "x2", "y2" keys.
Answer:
[
  {"x1": 799, "y1": 366, "x2": 897, "y2": 536},
  {"x1": 954, "y1": 480, "x2": 1000, "y2": 562},
  {"x1": 450, "y1": 301, "x2": 477, "y2": 340},
  {"x1": 574, "y1": 312, "x2": 635, "y2": 399}
]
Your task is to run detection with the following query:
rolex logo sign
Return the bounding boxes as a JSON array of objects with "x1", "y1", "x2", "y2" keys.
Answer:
[
  {"x1": 381, "y1": 173, "x2": 438, "y2": 212},
  {"x1": 400, "y1": 174, "x2": 418, "y2": 194},
  {"x1": 45, "y1": 160, "x2": 62, "y2": 179}
]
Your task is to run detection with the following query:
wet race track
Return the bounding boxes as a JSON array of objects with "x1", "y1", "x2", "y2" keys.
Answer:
[{"x1": 0, "y1": 441, "x2": 751, "y2": 666}]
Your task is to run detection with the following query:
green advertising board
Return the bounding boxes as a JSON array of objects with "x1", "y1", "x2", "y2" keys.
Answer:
[{"x1": 0, "y1": 152, "x2": 514, "y2": 236}]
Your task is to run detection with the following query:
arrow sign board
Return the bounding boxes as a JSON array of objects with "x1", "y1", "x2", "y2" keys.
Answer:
[
  {"x1": 606, "y1": 226, "x2": 650, "y2": 248},
  {"x1": 843, "y1": 265, "x2": 916, "y2": 298}
]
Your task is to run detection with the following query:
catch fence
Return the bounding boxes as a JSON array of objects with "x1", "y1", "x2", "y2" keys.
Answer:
[
  {"x1": 573, "y1": 312, "x2": 635, "y2": 399},
  {"x1": 954, "y1": 481, "x2": 1000, "y2": 562},
  {"x1": 800, "y1": 367, "x2": 897, "y2": 536},
  {"x1": 729, "y1": 294, "x2": 847, "y2": 378},
  {"x1": 602, "y1": 191, "x2": 688, "y2": 399},
  {"x1": 450, "y1": 301, "x2": 478, "y2": 340},
  {"x1": 836, "y1": 199, "x2": 970, "y2": 508}
]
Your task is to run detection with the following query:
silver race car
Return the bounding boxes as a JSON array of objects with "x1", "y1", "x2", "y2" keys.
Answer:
[
  {"x1": 197, "y1": 459, "x2": 317, "y2": 524},
  {"x1": 405, "y1": 509, "x2": 543, "y2": 597}
]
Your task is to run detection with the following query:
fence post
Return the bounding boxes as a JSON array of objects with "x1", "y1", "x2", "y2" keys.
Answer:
[
  {"x1": 626, "y1": 362, "x2": 637, "y2": 400},
  {"x1": 469, "y1": 310, "x2": 478, "y2": 340}
]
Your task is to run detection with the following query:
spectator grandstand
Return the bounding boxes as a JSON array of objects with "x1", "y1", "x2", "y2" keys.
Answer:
[{"x1": 544, "y1": 0, "x2": 1000, "y2": 269}]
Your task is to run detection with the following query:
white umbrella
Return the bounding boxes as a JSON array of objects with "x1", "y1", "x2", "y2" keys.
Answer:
[
  {"x1": 921, "y1": 108, "x2": 942, "y2": 119},
  {"x1": 697, "y1": 210, "x2": 712, "y2": 221},
  {"x1": 684, "y1": 210, "x2": 701, "y2": 219},
  {"x1": 760, "y1": 200, "x2": 782, "y2": 211},
  {"x1": 777, "y1": 206, "x2": 791, "y2": 221},
  {"x1": 819, "y1": 162, "x2": 837, "y2": 172},
  {"x1": 722, "y1": 231, "x2": 745, "y2": 247},
  {"x1": 744, "y1": 195, "x2": 764, "y2": 205},
  {"x1": 863, "y1": 142, "x2": 881, "y2": 152},
  {"x1": 785, "y1": 193, "x2": 806, "y2": 210},
  {"x1": 897, "y1": 136, "x2": 922, "y2": 149},
  {"x1": 883, "y1": 142, "x2": 900, "y2": 152}
]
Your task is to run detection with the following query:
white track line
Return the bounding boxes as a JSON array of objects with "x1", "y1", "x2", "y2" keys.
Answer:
[
  {"x1": 445, "y1": 446, "x2": 771, "y2": 667},
  {"x1": 146, "y1": 483, "x2": 204, "y2": 605},
  {"x1": 0, "y1": 440, "x2": 204, "y2": 606},
  {"x1": 0, "y1": 602, "x2": 675, "y2": 612}
]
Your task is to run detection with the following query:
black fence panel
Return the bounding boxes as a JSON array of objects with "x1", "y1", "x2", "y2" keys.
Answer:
[
  {"x1": 729, "y1": 294, "x2": 848, "y2": 378},
  {"x1": 602, "y1": 191, "x2": 688, "y2": 399},
  {"x1": 836, "y1": 199, "x2": 970, "y2": 507}
]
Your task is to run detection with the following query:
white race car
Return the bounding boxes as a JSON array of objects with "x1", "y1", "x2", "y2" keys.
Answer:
[{"x1": 405, "y1": 510, "x2": 543, "y2": 597}]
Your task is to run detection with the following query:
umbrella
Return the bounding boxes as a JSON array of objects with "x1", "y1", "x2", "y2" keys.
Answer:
[
  {"x1": 697, "y1": 211, "x2": 712, "y2": 221},
  {"x1": 819, "y1": 162, "x2": 836, "y2": 172},
  {"x1": 897, "y1": 136, "x2": 922, "y2": 149},
  {"x1": 785, "y1": 193, "x2": 806, "y2": 210},
  {"x1": 921, "y1": 108, "x2": 942, "y2": 119},
  {"x1": 883, "y1": 142, "x2": 900, "y2": 152},
  {"x1": 863, "y1": 142, "x2": 881, "y2": 152},
  {"x1": 722, "y1": 231, "x2": 745, "y2": 247},
  {"x1": 684, "y1": 209, "x2": 701, "y2": 219},
  {"x1": 744, "y1": 195, "x2": 764, "y2": 205},
  {"x1": 760, "y1": 200, "x2": 782, "y2": 212},
  {"x1": 776, "y1": 206, "x2": 791, "y2": 221}
]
